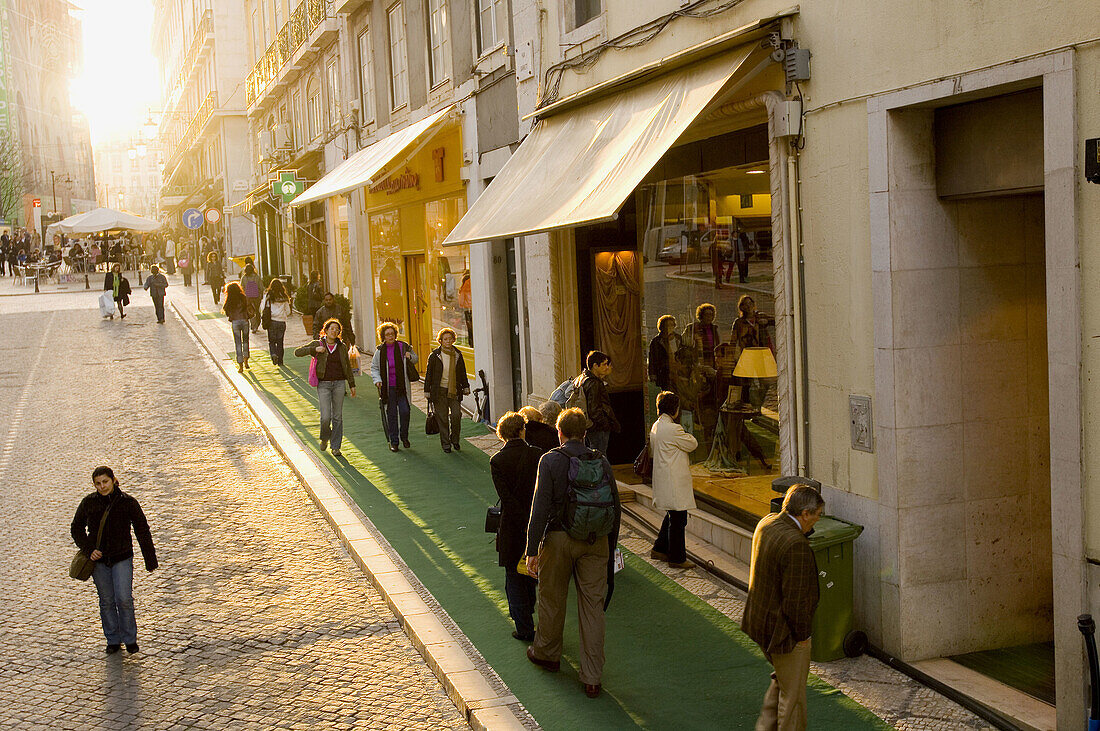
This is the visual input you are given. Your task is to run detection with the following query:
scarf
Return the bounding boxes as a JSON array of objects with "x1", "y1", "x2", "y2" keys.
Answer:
[{"x1": 443, "y1": 347, "x2": 457, "y2": 397}]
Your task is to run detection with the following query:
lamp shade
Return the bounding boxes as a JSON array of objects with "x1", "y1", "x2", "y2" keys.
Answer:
[{"x1": 732, "y1": 347, "x2": 777, "y2": 379}]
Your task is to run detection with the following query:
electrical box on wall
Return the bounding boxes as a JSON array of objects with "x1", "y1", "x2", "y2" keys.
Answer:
[
  {"x1": 774, "y1": 100, "x2": 803, "y2": 138},
  {"x1": 1086, "y1": 138, "x2": 1100, "y2": 183}
]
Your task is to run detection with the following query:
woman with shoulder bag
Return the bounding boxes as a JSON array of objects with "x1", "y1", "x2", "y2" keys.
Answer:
[
  {"x1": 262, "y1": 278, "x2": 291, "y2": 365},
  {"x1": 239, "y1": 263, "x2": 263, "y2": 333},
  {"x1": 370, "y1": 321, "x2": 418, "y2": 452},
  {"x1": 223, "y1": 281, "x2": 254, "y2": 372},
  {"x1": 205, "y1": 251, "x2": 225, "y2": 305},
  {"x1": 423, "y1": 328, "x2": 470, "y2": 454},
  {"x1": 70, "y1": 466, "x2": 158, "y2": 654},
  {"x1": 103, "y1": 263, "x2": 131, "y2": 320},
  {"x1": 649, "y1": 391, "x2": 698, "y2": 569},
  {"x1": 295, "y1": 318, "x2": 357, "y2": 456}
]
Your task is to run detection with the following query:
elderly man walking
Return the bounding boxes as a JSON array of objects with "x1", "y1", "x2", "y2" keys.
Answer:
[
  {"x1": 143, "y1": 265, "x2": 169, "y2": 324},
  {"x1": 741, "y1": 484, "x2": 824, "y2": 731},
  {"x1": 525, "y1": 407, "x2": 620, "y2": 699}
]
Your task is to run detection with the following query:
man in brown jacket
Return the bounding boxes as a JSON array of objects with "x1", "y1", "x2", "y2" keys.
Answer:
[{"x1": 741, "y1": 484, "x2": 824, "y2": 731}]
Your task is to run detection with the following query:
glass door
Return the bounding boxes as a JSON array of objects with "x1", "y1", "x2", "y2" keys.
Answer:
[{"x1": 404, "y1": 254, "x2": 431, "y2": 358}]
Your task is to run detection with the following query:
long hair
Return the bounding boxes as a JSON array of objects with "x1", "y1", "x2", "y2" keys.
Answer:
[
  {"x1": 266, "y1": 277, "x2": 288, "y2": 301},
  {"x1": 223, "y1": 281, "x2": 247, "y2": 315}
]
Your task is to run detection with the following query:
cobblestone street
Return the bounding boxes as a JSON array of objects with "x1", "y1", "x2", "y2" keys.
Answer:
[{"x1": 0, "y1": 291, "x2": 466, "y2": 730}]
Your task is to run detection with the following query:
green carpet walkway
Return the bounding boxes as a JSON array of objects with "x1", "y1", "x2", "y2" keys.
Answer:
[{"x1": 243, "y1": 353, "x2": 887, "y2": 730}]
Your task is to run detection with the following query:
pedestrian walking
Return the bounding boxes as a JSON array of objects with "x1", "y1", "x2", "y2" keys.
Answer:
[
  {"x1": 490, "y1": 412, "x2": 543, "y2": 642},
  {"x1": 70, "y1": 466, "x2": 158, "y2": 655},
  {"x1": 742, "y1": 484, "x2": 824, "y2": 731},
  {"x1": 519, "y1": 403, "x2": 561, "y2": 453},
  {"x1": 143, "y1": 265, "x2": 169, "y2": 323},
  {"x1": 649, "y1": 391, "x2": 698, "y2": 569},
  {"x1": 262, "y1": 278, "x2": 291, "y2": 365},
  {"x1": 305, "y1": 271, "x2": 325, "y2": 321},
  {"x1": 566, "y1": 351, "x2": 620, "y2": 456},
  {"x1": 295, "y1": 319, "x2": 357, "y2": 456},
  {"x1": 223, "y1": 281, "x2": 254, "y2": 372},
  {"x1": 525, "y1": 407, "x2": 621, "y2": 699},
  {"x1": 370, "y1": 322, "x2": 418, "y2": 452},
  {"x1": 205, "y1": 251, "x2": 224, "y2": 305},
  {"x1": 239, "y1": 263, "x2": 263, "y2": 333},
  {"x1": 104, "y1": 264, "x2": 131, "y2": 320},
  {"x1": 424, "y1": 328, "x2": 470, "y2": 453},
  {"x1": 311, "y1": 292, "x2": 356, "y2": 346}
]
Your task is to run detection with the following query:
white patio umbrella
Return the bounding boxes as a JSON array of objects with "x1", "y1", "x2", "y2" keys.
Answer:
[{"x1": 56, "y1": 207, "x2": 163, "y2": 234}]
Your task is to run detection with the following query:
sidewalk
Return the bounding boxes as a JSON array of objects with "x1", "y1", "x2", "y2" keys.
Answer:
[{"x1": 166, "y1": 282, "x2": 891, "y2": 730}]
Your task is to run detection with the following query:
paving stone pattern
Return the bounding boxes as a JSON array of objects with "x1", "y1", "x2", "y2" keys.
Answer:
[{"x1": 0, "y1": 292, "x2": 466, "y2": 730}]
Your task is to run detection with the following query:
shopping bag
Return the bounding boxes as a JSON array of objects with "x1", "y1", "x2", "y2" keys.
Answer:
[
  {"x1": 425, "y1": 400, "x2": 439, "y2": 435},
  {"x1": 348, "y1": 345, "x2": 361, "y2": 376},
  {"x1": 308, "y1": 357, "x2": 319, "y2": 387},
  {"x1": 98, "y1": 291, "x2": 116, "y2": 317},
  {"x1": 613, "y1": 547, "x2": 625, "y2": 574}
]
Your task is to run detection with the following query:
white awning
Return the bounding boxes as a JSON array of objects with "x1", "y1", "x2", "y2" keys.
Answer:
[
  {"x1": 56, "y1": 207, "x2": 163, "y2": 234},
  {"x1": 290, "y1": 105, "x2": 453, "y2": 207},
  {"x1": 442, "y1": 47, "x2": 753, "y2": 246}
]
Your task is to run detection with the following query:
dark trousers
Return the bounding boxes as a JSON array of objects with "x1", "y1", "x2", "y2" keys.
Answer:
[
  {"x1": 268, "y1": 320, "x2": 286, "y2": 364},
  {"x1": 210, "y1": 282, "x2": 222, "y2": 303},
  {"x1": 431, "y1": 387, "x2": 462, "y2": 449},
  {"x1": 152, "y1": 295, "x2": 165, "y2": 322},
  {"x1": 504, "y1": 566, "x2": 537, "y2": 638},
  {"x1": 653, "y1": 510, "x2": 688, "y2": 563},
  {"x1": 385, "y1": 389, "x2": 410, "y2": 445}
]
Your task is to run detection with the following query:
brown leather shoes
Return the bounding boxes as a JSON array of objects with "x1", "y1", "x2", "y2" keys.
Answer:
[
  {"x1": 526, "y1": 646, "x2": 560, "y2": 672},
  {"x1": 584, "y1": 683, "x2": 602, "y2": 699},
  {"x1": 668, "y1": 560, "x2": 696, "y2": 569},
  {"x1": 649, "y1": 549, "x2": 669, "y2": 561}
]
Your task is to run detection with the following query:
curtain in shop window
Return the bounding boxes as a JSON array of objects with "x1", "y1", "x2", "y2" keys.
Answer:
[{"x1": 593, "y1": 250, "x2": 643, "y2": 389}]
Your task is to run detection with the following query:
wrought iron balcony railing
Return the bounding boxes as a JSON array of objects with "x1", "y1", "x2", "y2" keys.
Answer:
[{"x1": 246, "y1": 0, "x2": 329, "y2": 107}]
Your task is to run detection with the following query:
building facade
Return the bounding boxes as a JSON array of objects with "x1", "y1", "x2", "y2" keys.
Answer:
[
  {"x1": 153, "y1": 0, "x2": 254, "y2": 259},
  {"x1": 0, "y1": 0, "x2": 96, "y2": 232},
  {"x1": 93, "y1": 135, "x2": 164, "y2": 218}
]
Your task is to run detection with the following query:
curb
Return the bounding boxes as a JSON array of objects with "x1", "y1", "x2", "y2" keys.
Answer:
[{"x1": 169, "y1": 298, "x2": 531, "y2": 731}]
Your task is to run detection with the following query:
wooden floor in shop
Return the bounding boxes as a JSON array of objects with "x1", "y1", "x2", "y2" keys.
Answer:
[{"x1": 613, "y1": 463, "x2": 778, "y2": 529}]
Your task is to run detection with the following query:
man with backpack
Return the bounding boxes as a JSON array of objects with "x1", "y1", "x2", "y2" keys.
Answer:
[
  {"x1": 565, "y1": 351, "x2": 621, "y2": 456},
  {"x1": 524, "y1": 407, "x2": 621, "y2": 699}
]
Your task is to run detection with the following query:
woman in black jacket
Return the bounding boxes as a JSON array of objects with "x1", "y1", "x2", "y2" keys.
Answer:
[
  {"x1": 423, "y1": 328, "x2": 470, "y2": 453},
  {"x1": 295, "y1": 318, "x2": 357, "y2": 456},
  {"x1": 71, "y1": 466, "x2": 158, "y2": 654},
  {"x1": 103, "y1": 263, "x2": 131, "y2": 319},
  {"x1": 489, "y1": 412, "x2": 542, "y2": 641}
]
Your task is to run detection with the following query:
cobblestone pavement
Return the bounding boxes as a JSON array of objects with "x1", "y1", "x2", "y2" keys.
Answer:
[{"x1": 0, "y1": 291, "x2": 467, "y2": 730}]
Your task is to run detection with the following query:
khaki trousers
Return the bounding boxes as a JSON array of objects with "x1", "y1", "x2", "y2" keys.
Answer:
[
  {"x1": 531, "y1": 530, "x2": 609, "y2": 685},
  {"x1": 755, "y1": 639, "x2": 811, "y2": 731}
]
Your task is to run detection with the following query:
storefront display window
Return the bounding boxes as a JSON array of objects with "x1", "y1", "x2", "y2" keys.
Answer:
[
  {"x1": 331, "y1": 194, "x2": 352, "y2": 303},
  {"x1": 370, "y1": 209, "x2": 406, "y2": 330},
  {"x1": 425, "y1": 196, "x2": 471, "y2": 352},
  {"x1": 638, "y1": 163, "x2": 780, "y2": 517}
]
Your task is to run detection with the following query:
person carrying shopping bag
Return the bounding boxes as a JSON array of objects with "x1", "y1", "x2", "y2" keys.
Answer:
[
  {"x1": 423, "y1": 328, "x2": 470, "y2": 454},
  {"x1": 370, "y1": 322, "x2": 418, "y2": 453},
  {"x1": 295, "y1": 318, "x2": 357, "y2": 456}
]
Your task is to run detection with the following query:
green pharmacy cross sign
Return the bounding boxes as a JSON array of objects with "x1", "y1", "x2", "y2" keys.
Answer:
[{"x1": 272, "y1": 171, "x2": 304, "y2": 203}]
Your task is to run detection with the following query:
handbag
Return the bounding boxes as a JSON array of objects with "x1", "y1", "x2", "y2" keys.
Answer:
[
  {"x1": 308, "y1": 356, "x2": 319, "y2": 387},
  {"x1": 425, "y1": 399, "x2": 439, "y2": 435},
  {"x1": 633, "y1": 440, "x2": 653, "y2": 481},
  {"x1": 485, "y1": 501, "x2": 501, "y2": 533},
  {"x1": 403, "y1": 343, "x2": 420, "y2": 383},
  {"x1": 69, "y1": 500, "x2": 114, "y2": 581},
  {"x1": 261, "y1": 300, "x2": 272, "y2": 330}
]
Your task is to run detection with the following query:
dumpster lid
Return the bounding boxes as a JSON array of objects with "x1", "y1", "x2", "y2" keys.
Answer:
[
  {"x1": 771, "y1": 476, "x2": 822, "y2": 495},
  {"x1": 807, "y1": 516, "x2": 864, "y2": 550}
]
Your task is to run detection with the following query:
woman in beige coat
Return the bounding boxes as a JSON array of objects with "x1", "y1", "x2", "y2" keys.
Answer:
[{"x1": 649, "y1": 391, "x2": 699, "y2": 569}]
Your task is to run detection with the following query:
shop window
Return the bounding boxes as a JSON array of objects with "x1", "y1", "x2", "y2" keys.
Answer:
[
  {"x1": 425, "y1": 196, "x2": 471, "y2": 351},
  {"x1": 426, "y1": 0, "x2": 450, "y2": 87},
  {"x1": 370, "y1": 209, "x2": 406, "y2": 331},
  {"x1": 638, "y1": 163, "x2": 780, "y2": 517},
  {"x1": 387, "y1": 2, "x2": 409, "y2": 110}
]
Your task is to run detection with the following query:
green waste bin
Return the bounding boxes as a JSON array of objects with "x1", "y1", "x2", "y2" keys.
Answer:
[{"x1": 807, "y1": 515, "x2": 865, "y2": 662}]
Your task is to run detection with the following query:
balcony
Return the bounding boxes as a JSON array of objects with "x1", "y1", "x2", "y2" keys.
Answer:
[
  {"x1": 163, "y1": 92, "x2": 218, "y2": 175},
  {"x1": 246, "y1": 0, "x2": 335, "y2": 109},
  {"x1": 163, "y1": 11, "x2": 214, "y2": 119}
]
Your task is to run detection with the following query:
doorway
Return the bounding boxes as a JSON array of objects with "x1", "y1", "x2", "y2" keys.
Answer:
[{"x1": 405, "y1": 254, "x2": 431, "y2": 359}]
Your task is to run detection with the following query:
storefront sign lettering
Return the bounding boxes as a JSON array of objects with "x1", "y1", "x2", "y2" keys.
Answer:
[
  {"x1": 433, "y1": 147, "x2": 445, "y2": 182},
  {"x1": 370, "y1": 167, "x2": 420, "y2": 195}
]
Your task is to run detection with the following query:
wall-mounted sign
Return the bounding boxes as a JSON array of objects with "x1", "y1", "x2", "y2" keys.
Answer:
[
  {"x1": 31, "y1": 198, "x2": 40, "y2": 208},
  {"x1": 272, "y1": 170, "x2": 304, "y2": 203},
  {"x1": 370, "y1": 167, "x2": 420, "y2": 195}
]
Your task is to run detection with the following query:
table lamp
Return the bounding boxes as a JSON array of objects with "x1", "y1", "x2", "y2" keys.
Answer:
[{"x1": 732, "y1": 347, "x2": 778, "y2": 409}]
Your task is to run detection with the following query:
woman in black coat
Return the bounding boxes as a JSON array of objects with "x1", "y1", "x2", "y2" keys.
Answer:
[
  {"x1": 104, "y1": 263, "x2": 131, "y2": 319},
  {"x1": 519, "y1": 403, "x2": 561, "y2": 453},
  {"x1": 489, "y1": 412, "x2": 542, "y2": 642},
  {"x1": 71, "y1": 466, "x2": 158, "y2": 654}
]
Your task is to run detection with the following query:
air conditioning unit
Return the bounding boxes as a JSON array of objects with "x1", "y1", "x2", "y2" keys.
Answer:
[
  {"x1": 258, "y1": 130, "x2": 274, "y2": 160},
  {"x1": 274, "y1": 123, "x2": 293, "y2": 150}
]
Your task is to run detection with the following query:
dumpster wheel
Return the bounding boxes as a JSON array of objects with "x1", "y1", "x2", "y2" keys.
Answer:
[{"x1": 843, "y1": 630, "x2": 868, "y2": 658}]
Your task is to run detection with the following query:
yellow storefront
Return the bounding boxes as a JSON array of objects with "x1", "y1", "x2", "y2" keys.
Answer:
[{"x1": 362, "y1": 124, "x2": 473, "y2": 369}]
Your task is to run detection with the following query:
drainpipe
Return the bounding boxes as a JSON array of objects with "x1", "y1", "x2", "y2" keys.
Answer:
[{"x1": 707, "y1": 91, "x2": 809, "y2": 476}]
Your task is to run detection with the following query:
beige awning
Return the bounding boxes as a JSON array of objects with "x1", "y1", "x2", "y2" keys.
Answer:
[
  {"x1": 290, "y1": 106, "x2": 453, "y2": 207},
  {"x1": 442, "y1": 47, "x2": 753, "y2": 246}
]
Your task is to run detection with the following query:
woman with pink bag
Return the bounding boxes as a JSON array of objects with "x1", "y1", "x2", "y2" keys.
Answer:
[{"x1": 295, "y1": 318, "x2": 357, "y2": 456}]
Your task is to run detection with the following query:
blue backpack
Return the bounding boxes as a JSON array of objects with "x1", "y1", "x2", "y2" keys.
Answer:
[
  {"x1": 559, "y1": 448, "x2": 616, "y2": 543},
  {"x1": 550, "y1": 379, "x2": 573, "y2": 406}
]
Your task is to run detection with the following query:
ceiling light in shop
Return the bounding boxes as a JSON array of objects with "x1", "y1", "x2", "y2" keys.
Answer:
[{"x1": 745, "y1": 169, "x2": 766, "y2": 175}]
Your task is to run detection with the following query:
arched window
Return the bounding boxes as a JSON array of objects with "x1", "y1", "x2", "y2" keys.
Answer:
[{"x1": 306, "y1": 76, "x2": 321, "y2": 141}]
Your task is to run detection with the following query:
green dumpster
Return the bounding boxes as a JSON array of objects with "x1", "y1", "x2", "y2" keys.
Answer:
[{"x1": 807, "y1": 515, "x2": 865, "y2": 662}]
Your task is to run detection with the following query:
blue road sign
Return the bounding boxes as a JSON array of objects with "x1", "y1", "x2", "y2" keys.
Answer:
[{"x1": 182, "y1": 208, "x2": 204, "y2": 230}]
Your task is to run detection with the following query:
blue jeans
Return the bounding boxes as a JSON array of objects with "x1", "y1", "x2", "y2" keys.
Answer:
[
  {"x1": 586, "y1": 430, "x2": 610, "y2": 455},
  {"x1": 318, "y1": 380, "x2": 346, "y2": 450},
  {"x1": 231, "y1": 319, "x2": 249, "y2": 363},
  {"x1": 504, "y1": 566, "x2": 537, "y2": 638},
  {"x1": 92, "y1": 558, "x2": 137, "y2": 645},
  {"x1": 385, "y1": 390, "x2": 410, "y2": 445}
]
